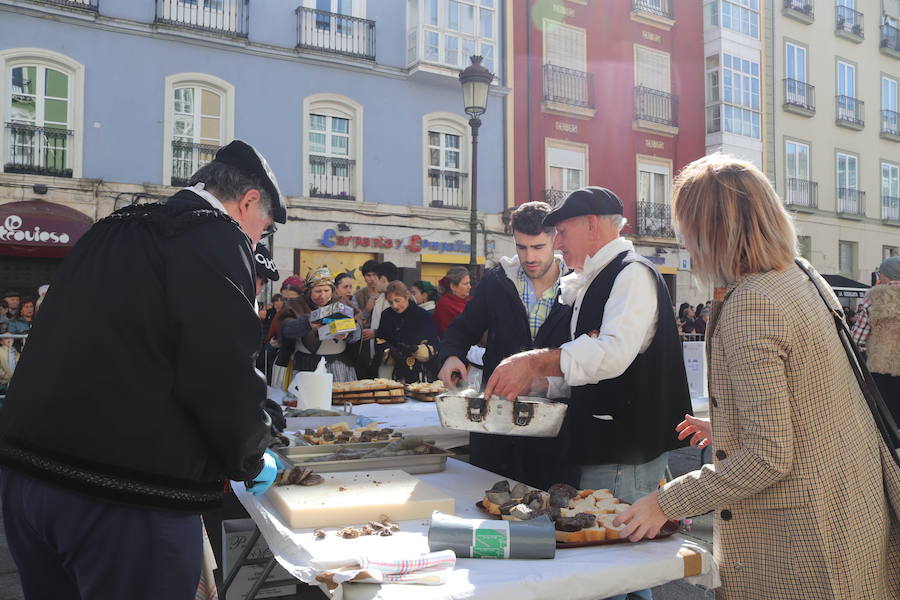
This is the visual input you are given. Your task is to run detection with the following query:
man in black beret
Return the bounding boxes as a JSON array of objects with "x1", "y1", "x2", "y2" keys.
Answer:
[{"x1": 0, "y1": 140, "x2": 286, "y2": 599}]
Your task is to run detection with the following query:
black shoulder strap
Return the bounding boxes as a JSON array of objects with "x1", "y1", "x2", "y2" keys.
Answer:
[{"x1": 795, "y1": 260, "x2": 900, "y2": 466}]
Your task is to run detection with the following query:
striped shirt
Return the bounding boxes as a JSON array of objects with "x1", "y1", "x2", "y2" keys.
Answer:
[{"x1": 514, "y1": 261, "x2": 563, "y2": 341}]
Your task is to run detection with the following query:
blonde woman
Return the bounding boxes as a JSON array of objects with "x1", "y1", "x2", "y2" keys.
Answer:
[{"x1": 617, "y1": 155, "x2": 900, "y2": 599}]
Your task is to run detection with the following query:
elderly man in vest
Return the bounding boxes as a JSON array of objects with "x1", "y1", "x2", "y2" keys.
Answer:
[
  {"x1": 485, "y1": 187, "x2": 692, "y2": 600},
  {"x1": 852, "y1": 255, "x2": 900, "y2": 425}
]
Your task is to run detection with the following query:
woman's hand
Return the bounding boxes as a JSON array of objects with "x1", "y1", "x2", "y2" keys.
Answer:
[
  {"x1": 675, "y1": 414, "x2": 713, "y2": 448},
  {"x1": 333, "y1": 333, "x2": 348, "y2": 341},
  {"x1": 361, "y1": 328, "x2": 374, "y2": 341},
  {"x1": 614, "y1": 490, "x2": 668, "y2": 542},
  {"x1": 310, "y1": 321, "x2": 325, "y2": 330}
]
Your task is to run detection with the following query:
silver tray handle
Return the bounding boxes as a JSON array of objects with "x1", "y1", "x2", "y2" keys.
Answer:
[
  {"x1": 466, "y1": 396, "x2": 487, "y2": 422},
  {"x1": 513, "y1": 400, "x2": 535, "y2": 426}
]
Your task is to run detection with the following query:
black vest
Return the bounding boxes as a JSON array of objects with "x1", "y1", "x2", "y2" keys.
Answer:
[{"x1": 563, "y1": 250, "x2": 692, "y2": 465}]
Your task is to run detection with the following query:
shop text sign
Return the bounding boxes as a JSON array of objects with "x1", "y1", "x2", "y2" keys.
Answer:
[
  {"x1": 318, "y1": 228, "x2": 471, "y2": 254},
  {"x1": 0, "y1": 215, "x2": 71, "y2": 244}
]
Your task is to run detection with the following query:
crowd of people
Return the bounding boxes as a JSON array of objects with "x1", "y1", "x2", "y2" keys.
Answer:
[
  {"x1": 0, "y1": 288, "x2": 46, "y2": 395},
  {"x1": 675, "y1": 302, "x2": 711, "y2": 337}
]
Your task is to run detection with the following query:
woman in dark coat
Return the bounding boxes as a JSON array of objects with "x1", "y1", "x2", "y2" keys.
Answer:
[{"x1": 376, "y1": 281, "x2": 439, "y2": 383}]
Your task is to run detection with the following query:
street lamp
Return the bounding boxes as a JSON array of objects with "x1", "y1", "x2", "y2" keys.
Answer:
[{"x1": 459, "y1": 55, "x2": 494, "y2": 280}]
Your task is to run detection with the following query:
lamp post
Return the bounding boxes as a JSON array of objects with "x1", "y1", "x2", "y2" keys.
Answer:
[{"x1": 458, "y1": 55, "x2": 494, "y2": 280}]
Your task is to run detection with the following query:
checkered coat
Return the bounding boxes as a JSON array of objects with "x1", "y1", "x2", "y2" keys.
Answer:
[{"x1": 658, "y1": 262, "x2": 900, "y2": 600}]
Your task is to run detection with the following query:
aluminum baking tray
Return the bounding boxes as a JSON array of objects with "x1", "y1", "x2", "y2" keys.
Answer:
[
  {"x1": 275, "y1": 442, "x2": 452, "y2": 475},
  {"x1": 435, "y1": 392, "x2": 567, "y2": 437}
]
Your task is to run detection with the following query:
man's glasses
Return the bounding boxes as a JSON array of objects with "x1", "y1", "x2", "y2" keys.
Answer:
[{"x1": 263, "y1": 222, "x2": 278, "y2": 237}]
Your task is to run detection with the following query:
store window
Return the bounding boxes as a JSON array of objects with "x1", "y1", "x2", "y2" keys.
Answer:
[{"x1": 303, "y1": 93, "x2": 363, "y2": 202}]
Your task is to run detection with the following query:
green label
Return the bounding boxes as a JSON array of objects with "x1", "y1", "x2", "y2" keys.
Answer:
[{"x1": 472, "y1": 528, "x2": 509, "y2": 559}]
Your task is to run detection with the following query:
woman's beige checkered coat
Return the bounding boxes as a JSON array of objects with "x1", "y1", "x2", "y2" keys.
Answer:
[{"x1": 658, "y1": 262, "x2": 900, "y2": 599}]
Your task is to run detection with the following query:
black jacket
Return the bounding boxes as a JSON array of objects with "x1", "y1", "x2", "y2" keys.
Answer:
[
  {"x1": 376, "y1": 303, "x2": 440, "y2": 383},
  {"x1": 438, "y1": 261, "x2": 574, "y2": 489},
  {"x1": 0, "y1": 191, "x2": 271, "y2": 512}
]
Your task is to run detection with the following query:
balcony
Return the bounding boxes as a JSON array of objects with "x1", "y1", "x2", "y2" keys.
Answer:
[
  {"x1": 296, "y1": 7, "x2": 376, "y2": 61},
  {"x1": 171, "y1": 140, "x2": 217, "y2": 186},
  {"x1": 783, "y1": 178, "x2": 818, "y2": 210},
  {"x1": 882, "y1": 110, "x2": 900, "y2": 142},
  {"x1": 543, "y1": 189, "x2": 568, "y2": 207},
  {"x1": 154, "y1": 0, "x2": 249, "y2": 38},
  {"x1": 834, "y1": 5, "x2": 863, "y2": 42},
  {"x1": 631, "y1": 0, "x2": 674, "y2": 29},
  {"x1": 427, "y1": 169, "x2": 467, "y2": 209},
  {"x1": 883, "y1": 196, "x2": 900, "y2": 225},
  {"x1": 31, "y1": 0, "x2": 98, "y2": 11},
  {"x1": 881, "y1": 24, "x2": 900, "y2": 59},
  {"x1": 4, "y1": 122, "x2": 73, "y2": 178},
  {"x1": 636, "y1": 201, "x2": 675, "y2": 239},
  {"x1": 782, "y1": 0, "x2": 814, "y2": 24},
  {"x1": 309, "y1": 156, "x2": 356, "y2": 201},
  {"x1": 541, "y1": 65, "x2": 595, "y2": 119},
  {"x1": 783, "y1": 78, "x2": 815, "y2": 116},
  {"x1": 835, "y1": 95, "x2": 864, "y2": 130},
  {"x1": 634, "y1": 86, "x2": 679, "y2": 136},
  {"x1": 836, "y1": 188, "x2": 865, "y2": 218}
]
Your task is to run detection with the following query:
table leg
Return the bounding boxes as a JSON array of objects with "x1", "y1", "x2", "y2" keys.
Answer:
[
  {"x1": 245, "y1": 557, "x2": 278, "y2": 600},
  {"x1": 222, "y1": 526, "x2": 261, "y2": 595}
]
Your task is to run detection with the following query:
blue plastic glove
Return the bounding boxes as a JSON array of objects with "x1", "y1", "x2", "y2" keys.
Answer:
[{"x1": 245, "y1": 450, "x2": 280, "y2": 496}]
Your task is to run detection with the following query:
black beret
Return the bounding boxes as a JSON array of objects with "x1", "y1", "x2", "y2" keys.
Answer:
[
  {"x1": 543, "y1": 187, "x2": 624, "y2": 227},
  {"x1": 212, "y1": 140, "x2": 286, "y2": 224},
  {"x1": 253, "y1": 244, "x2": 279, "y2": 282}
]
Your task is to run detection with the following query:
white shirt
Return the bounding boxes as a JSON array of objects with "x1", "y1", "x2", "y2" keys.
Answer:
[
  {"x1": 183, "y1": 183, "x2": 228, "y2": 213},
  {"x1": 369, "y1": 293, "x2": 389, "y2": 354},
  {"x1": 553, "y1": 237, "x2": 658, "y2": 391}
]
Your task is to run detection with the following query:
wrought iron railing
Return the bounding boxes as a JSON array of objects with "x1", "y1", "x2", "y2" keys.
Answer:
[
  {"x1": 634, "y1": 86, "x2": 679, "y2": 128},
  {"x1": 296, "y1": 7, "x2": 376, "y2": 61},
  {"x1": 155, "y1": 0, "x2": 249, "y2": 37},
  {"x1": 170, "y1": 140, "x2": 218, "y2": 186},
  {"x1": 636, "y1": 201, "x2": 676, "y2": 238},
  {"x1": 883, "y1": 196, "x2": 900, "y2": 223},
  {"x1": 837, "y1": 188, "x2": 865, "y2": 216},
  {"x1": 4, "y1": 122, "x2": 73, "y2": 178},
  {"x1": 632, "y1": 0, "x2": 674, "y2": 20},
  {"x1": 883, "y1": 110, "x2": 900, "y2": 137},
  {"x1": 836, "y1": 95, "x2": 864, "y2": 126},
  {"x1": 308, "y1": 156, "x2": 356, "y2": 201},
  {"x1": 33, "y1": 0, "x2": 98, "y2": 10},
  {"x1": 783, "y1": 0, "x2": 814, "y2": 18},
  {"x1": 542, "y1": 65, "x2": 593, "y2": 109},
  {"x1": 543, "y1": 189, "x2": 568, "y2": 207},
  {"x1": 882, "y1": 23, "x2": 900, "y2": 53},
  {"x1": 784, "y1": 178, "x2": 818, "y2": 208},
  {"x1": 835, "y1": 5, "x2": 863, "y2": 37},
  {"x1": 428, "y1": 169, "x2": 467, "y2": 209},
  {"x1": 784, "y1": 78, "x2": 815, "y2": 112}
]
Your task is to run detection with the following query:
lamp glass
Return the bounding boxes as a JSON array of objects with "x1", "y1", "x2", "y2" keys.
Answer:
[{"x1": 463, "y1": 79, "x2": 490, "y2": 116}]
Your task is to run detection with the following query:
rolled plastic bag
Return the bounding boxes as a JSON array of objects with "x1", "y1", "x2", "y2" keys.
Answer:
[{"x1": 427, "y1": 511, "x2": 556, "y2": 559}]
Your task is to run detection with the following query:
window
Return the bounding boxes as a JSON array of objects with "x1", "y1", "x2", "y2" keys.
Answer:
[
  {"x1": 882, "y1": 161, "x2": 900, "y2": 221},
  {"x1": 546, "y1": 145, "x2": 585, "y2": 195},
  {"x1": 412, "y1": 0, "x2": 498, "y2": 73},
  {"x1": 635, "y1": 46, "x2": 671, "y2": 92},
  {"x1": 838, "y1": 240, "x2": 857, "y2": 277},
  {"x1": 303, "y1": 93, "x2": 362, "y2": 201},
  {"x1": 785, "y1": 140, "x2": 813, "y2": 206},
  {"x1": 883, "y1": 76, "x2": 899, "y2": 135},
  {"x1": 543, "y1": 21, "x2": 586, "y2": 72},
  {"x1": 1, "y1": 49, "x2": 84, "y2": 178},
  {"x1": 705, "y1": 55, "x2": 721, "y2": 133},
  {"x1": 836, "y1": 152, "x2": 860, "y2": 214},
  {"x1": 638, "y1": 163, "x2": 668, "y2": 205},
  {"x1": 719, "y1": 0, "x2": 759, "y2": 38},
  {"x1": 722, "y1": 53, "x2": 760, "y2": 139},
  {"x1": 423, "y1": 111, "x2": 469, "y2": 209},
  {"x1": 884, "y1": 245, "x2": 899, "y2": 258},
  {"x1": 798, "y1": 236, "x2": 811, "y2": 261},
  {"x1": 163, "y1": 73, "x2": 233, "y2": 187},
  {"x1": 636, "y1": 159, "x2": 674, "y2": 237},
  {"x1": 156, "y1": 0, "x2": 246, "y2": 36}
]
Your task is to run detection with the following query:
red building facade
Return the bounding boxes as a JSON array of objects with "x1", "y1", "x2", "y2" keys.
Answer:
[{"x1": 508, "y1": 0, "x2": 705, "y2": 299}]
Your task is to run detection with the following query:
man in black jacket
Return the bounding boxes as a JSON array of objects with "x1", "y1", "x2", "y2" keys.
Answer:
[
  {"x1": 437, "y1": 202, "x2": 572, "y2": 489},
  {"x1": 0, "y1": 140, "x2": 286, "y2": 600}
]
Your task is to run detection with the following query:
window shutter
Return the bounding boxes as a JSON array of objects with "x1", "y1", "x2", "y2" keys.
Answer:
[{"x1": 635, "y1": 46, "x2": 670, "y2": 93}]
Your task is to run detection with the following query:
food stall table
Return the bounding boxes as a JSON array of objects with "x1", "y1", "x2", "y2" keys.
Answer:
[{"x1": 228, "y1": 458, "x2": 716, "y2": 600}]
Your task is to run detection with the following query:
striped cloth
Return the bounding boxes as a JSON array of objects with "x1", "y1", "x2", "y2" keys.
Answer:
[
  {"x1": 310, "y1": 549, "x2": 457, "y2": 586},
  {"x1": 514, "y1": 260, "x2": 563, "y2": 340},
  {"x1": 195, "y1": 518, "x2": 219, "y2": 600}
]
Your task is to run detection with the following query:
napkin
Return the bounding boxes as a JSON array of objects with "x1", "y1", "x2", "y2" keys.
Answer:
[{"x1": 311, "y1": 549, "x2": 456, "y2": 589}]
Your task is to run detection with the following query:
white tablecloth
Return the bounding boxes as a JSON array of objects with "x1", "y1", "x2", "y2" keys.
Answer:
[{"x1": 232, "y1": 458, "x2": 715, "y2": 600}]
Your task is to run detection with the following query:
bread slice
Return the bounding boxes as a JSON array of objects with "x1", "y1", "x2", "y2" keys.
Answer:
[
  {"x1": 591, "y1": 489, "x2": 614, "y2": 499},
  {"x1": 594, "y1": 498, "x2": 621, "y2": 514},
  {"x1": 599, "y1": 514, "x2": 627, "y2": 540},
  {"x1": 481, "y1": 496, "x2": 502, "y2": 515}
]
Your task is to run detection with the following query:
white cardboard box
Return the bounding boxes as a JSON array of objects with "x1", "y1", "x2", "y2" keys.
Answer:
[{"x1": 222, "y1": 519, "x2": 297, "y2": 599}]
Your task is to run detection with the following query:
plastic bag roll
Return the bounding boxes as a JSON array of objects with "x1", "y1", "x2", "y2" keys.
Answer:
[{"x1": 427, "y1": 511, "x2": 556, "y2": 559}]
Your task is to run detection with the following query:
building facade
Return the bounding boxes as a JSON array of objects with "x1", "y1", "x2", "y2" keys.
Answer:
[
  {"x1": 0, "y1": 0, "x2": 513, "y2": 298},
  {"x1": 508, "y1": 0, "x2": 708, "y2": 305},
  {"x1": 766, "y1": 0, "x2": 900, "y2": 289}
]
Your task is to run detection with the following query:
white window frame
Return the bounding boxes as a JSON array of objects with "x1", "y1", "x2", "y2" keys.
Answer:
[
  {"x1": 836, "y1": 151, "x2": 859, "y2": 190},
  {"x1": 721, "y1": 52, "x2": 760, "y2": 139},
  {"x1": 883, "y1": 75, "x2": 899, "y2": 112},
  {"x1": 545, "y1": 138, "x2": 587, "y2": 195},
  {"x1": 303, "y1": 93, "x2": 363, "y2": 202},
  {"x1": 422, "y1": 111, "x2": 469, "y2": 208},
  {"x1": 634, "y1": 45, "x2": 671, "y2": 93},
  {"x1": 636, "y1": 158, "x2": 671, "y2": 205},
  {"x1": 302, "y1": 0, "x2": 367, "y2": 17},
  {"x1": 882, "y1": 160, "x2": 900, "y2": 221},
  {"x1": 0, "y1": 48, "x2": 84, "y2": 178},
  {"x1": 705, "y1": 54, "x2": 721, "y2": 133},
  {"x1": 719, "y1": 0, "x2": 759, "y2": 39},
  {"x1": 408, "y1": 0, "x2": 499, "y2": 75},
  {"x1": 785, "y1": 139, "x2": 810, "y2": 181},
  {"x1": 837, "y1": 60, "x2": 856, "y2": 98},
  {"x1": 838, "y1": 240, "x2": 857, "y2": 277},
  {"x1": 785, "y1": 42, "x2": 807, "y2": 83},
  {"x1": 542, "y1": 20, "x2": 586, "y2": 73},
  {"x1": 162, "y1": 73, "x2": 234, "y2": 187}
]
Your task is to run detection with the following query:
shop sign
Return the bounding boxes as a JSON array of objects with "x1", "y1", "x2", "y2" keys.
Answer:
[
  {"x1": 0, "y1": 200, "x2": 93, "y2": 258},
  {"x1": 0, "y1": 214, "x2": 71, "y2": 244},
  {"x1": 318, "y1": 228, "x2": 471, "y2": 254}
]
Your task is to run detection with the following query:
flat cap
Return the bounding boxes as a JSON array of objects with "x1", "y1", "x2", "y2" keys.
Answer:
[
  {"x1": 212, "y1": 140, "x2": 286, "y2": 224},
  {"x1": 253, "y1": 244, "x2": 279, "y2": 282},
  {"x1": 543, "y1": 187, "x2": 624, "y2": 227}
]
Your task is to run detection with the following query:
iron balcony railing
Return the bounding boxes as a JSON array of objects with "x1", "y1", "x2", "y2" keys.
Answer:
[
  {"x1": 171, "y1": 140, "x2": 218, "y2": 186},
  {"x1": 636, "y1": 201, "x2": 676, "y2": 238},
  {"x1": 783, "y1": 0, "x2": 814, "y2": 18},
  {"x1": 784, "y1": 78, "x2": 815, "y2": 112},
  {"x1": 428, "y1": 169, "x2": 467, "y2": 209},
  {"x1": 33, "y1": 0, "x2": 98, "y2": 10},
  {"x1": 784, "y1": 178, "x2": 818, "y2": 208},
  {"x1": 837, "y1": 188, "x2": 866, "y2": 216},
  {"x1": 155, "y1": 0, "x2": 249, "y2": 38},
  {"x1": 882, "y1": 23, "x2": 900, "y2": 54},
  {"x1": 836, "y1": 95, "x2": 864, "y2": 126},
  {"x1": 5, "y1": 122, "x2": 73, "y2": 178},
  {"x1": 883, "y1": 196, "x2": 900, "y2": 223},
  {"x1": 634, "y1": 86, "x2": 679, "y2": 128},
  {"x1": 309, "y1": 156, "x2": 356, "y2": 201},
  {"x1": 632, "y1": 0, "x2": 674, "y2": 20},
  {"x1": 296, "y1": 7, "x2": 376, "y2": 61},
  {"x1": 543, "y1": 189, "x2": 569, "y2": 207},
  {"x1": 835, "y1": 4, "x2": 863, "y2": 37},
  {"x1": 542, "y1": 64, "x2": 593, "y2": 109},
  {"x1": 883, "y1": 110, "x2": 900, "y2": 137}
]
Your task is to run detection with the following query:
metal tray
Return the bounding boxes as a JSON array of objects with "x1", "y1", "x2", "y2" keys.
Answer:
[
  {"x1": 275, "y1": 442, "x2": 452, "y2": 475},
  {"x1": 436, "y1": 392, "x2": 567, "y2": 437}
]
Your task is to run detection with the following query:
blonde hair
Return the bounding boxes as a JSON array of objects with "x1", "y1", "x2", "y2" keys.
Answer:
[
  {"x1": 385, "y1": 280, "x2": 409, "y2": 298},
  {"x1": 672, "y1": 154, "x2": 797, "y2": 286}
]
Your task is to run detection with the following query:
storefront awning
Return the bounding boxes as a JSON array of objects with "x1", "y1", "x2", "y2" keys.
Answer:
[
  {"x1": 821, "y1": 273, "x2": 870, "y2": 299},
  {"x1": 0, "y1": 200, "x2": 93, "y2": 258}
]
